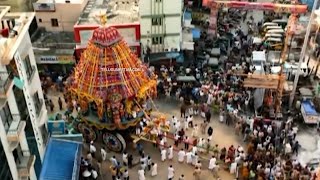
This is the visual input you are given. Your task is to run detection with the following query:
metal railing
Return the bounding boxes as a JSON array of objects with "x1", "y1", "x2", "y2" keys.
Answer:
[
  {"x1": 7, "y1": 114, "x2": 23, "y2": 135},
  {"x1": 35, "y1": 99, "x2": 43, "y2": 117},
  {"x1": 0, "y1": 71, "x2": 13, "y2": 95},
  {"x1": 32, "y1": 42, "x2": 76, "y2": 49},
  {"x1": 26, "y1": 66, "x2": 35, "y2": 82}
]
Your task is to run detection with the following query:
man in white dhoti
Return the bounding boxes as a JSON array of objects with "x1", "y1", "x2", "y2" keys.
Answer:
[
  {"x1": 178, "y1": 149, "x2": 186, "y2": 163},
  {"x1": 178, "y1": 174, "x2": 185, "y2": 180},
  {"x1": 168, "y1": 165, "x2": 175, "y2": 180},
  {"x1": 159, "y1": 138, "x2": 165, "y2": 150},
  {"x1": 161, "y1": 149, "x2": 167, "y2": 162},
  {"x1": 138, "y1": 168, "x2": 145, "y2": 180},
  {"x1": 168, "y1": 145, "x2": 174, "y2": 160},
  {"x1": 186, "y1": 151, "x2": 192, "y2": 164},
  {"x1": 122, "y1": 151, "x2": 128, "y2": 166},
  {"x1": 198, "y1": 138, "x2": 204, "y2": 153},
  {"x1": 192, "y1": 153, "x2": 199, "y2": 166},
  {"x1": 184, "y1": 117, "x2": 189, "y2": 130},
  {"x1": 192, "y1": 146, "x2": 198, "y2": 156},
  {"x1": 192, "y1": 124, "x2": 199, "y2": 137},
  {"x1": 101, "y1": 147, "x2": 107, "y2": 161},
  {"x1": 151, "y1": 162, "x2": 158, "y2": 177},
  {"x1": 208, "y1": 156, "x2": 217, "y2": 171},
  {"x1": 172, "y1": 116, "x2": 178, "y2": 124}
]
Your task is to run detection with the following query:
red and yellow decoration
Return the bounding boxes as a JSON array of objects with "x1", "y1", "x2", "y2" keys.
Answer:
[{"x1": 67, "y1": 25, "x2": 157, "y2": 130}]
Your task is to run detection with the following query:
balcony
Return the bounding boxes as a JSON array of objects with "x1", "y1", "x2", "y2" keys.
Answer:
[
  {"x1": 0, "y1": 71, "x2": 13, "y2": 98},
  {"x1": 35, "y1": 99, "x2": 44, "y2": 117},
  {"x1": 7, "y1": 114, "x2": 25, "y2": 145},
  {"x1": 33, "y1": 3, "x2": 55, "y2": 12},
  {"x1": 26, "y1": 65, "x2": 36, "y2": 82},
  {"x1": 17, "y1": 154, "x2": 36, "y2": 178}
]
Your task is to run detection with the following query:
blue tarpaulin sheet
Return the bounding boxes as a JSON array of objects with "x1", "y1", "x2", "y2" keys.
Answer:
[
  {"x1": 192, "y1": 28, "x2": 201, "y2": 39},
  {"x1": 40, "y1": 139, "x2": 81, "y2": 180},
  {"x1": 302, "y1": 101, "x2": 318, "y2": 116}
]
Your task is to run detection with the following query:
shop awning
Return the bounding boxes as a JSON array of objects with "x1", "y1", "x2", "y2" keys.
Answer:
[{"x1": 40, "y1": 139, "x2": 82, "y2": 180}]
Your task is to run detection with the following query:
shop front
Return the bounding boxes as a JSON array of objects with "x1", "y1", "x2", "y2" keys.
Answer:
[{"x1": 36, "y1": 55, "x2": 76, "y2": 75}]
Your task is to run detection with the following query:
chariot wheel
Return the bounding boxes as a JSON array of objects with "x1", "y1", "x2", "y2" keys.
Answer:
[
  {"x1": 77, "y1": 122, "x2": 97, "y2": 142},
  {"x1": 102, "y1": 132, "x2": 126, "y2": 152}
]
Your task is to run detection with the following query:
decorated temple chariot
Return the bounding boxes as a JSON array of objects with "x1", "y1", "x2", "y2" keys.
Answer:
[{"x1": 65, "y1": 22, "x2": 159, "y2": 152}]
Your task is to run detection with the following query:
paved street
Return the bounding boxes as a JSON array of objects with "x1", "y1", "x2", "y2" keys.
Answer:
[{"x1": 47, "y1": 91, "x2": 241, "y2": 180}]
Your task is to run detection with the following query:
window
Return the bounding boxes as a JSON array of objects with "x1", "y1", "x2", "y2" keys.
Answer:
[
  {"x1": 13, "y1": 145, "x2": 23, "y2": 164},
  {"x1": 51, "y1": 18, "x2": 59, "y2": 27},
  {"x1": 13, "y1": 86, "x2": 28, "y2": 119},
  {"x1": 33, "y1": 92, "x2": 43, "y2": 116},
  {"x1": 38, "y1": 18, "x2": 42, "y2": 23},
  {"x1": 152, "y1": 37, "x2": 163, "y2": 45},
  {"x1": 0, "y1": 102, "x2": 13, "y2": 132},
  {"x1": 41, "y1": 125, "x2": 48, "y2": 145},
  {"x1": 156, "y1": 0, "x2": 162, "y2": 2},
  {"x1": 151, "y1": 18, "x2": 162, "y2": 26},
  {"x1": 0, "y1": 143, "x2": 13, "y2": 180},
  {"x1": 24, "y1": 55, "x2": 34, "y2": 81}
]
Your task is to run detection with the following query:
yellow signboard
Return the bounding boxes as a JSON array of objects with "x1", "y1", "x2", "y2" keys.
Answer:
[{"x1": 39, "y1": 55, "x2": 75, "y2": 64}]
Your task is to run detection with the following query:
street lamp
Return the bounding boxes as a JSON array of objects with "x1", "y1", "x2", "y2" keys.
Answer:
[{"x1": 289, "y1": 0, "x2": 319, "y2": 108}]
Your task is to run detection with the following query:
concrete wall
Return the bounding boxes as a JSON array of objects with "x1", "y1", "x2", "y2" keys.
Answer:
[
  {"x1": 35, "y1": 0, "x2": 88, "y2": 32},
  {"x1": 139, "y1": 0, "x2": 182, "y2": 52},
  {"x1": 15, "y1": 29, "x2": 48, "y2": 160}
]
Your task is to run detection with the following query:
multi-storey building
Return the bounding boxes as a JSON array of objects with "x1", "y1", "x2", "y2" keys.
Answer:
[
  {"x1": 139, "y1": 0, "x2": 183, "y2": 54},
  {"x1": 33, "y1": 0, "x2": 89, "y2": 32},
  {"x1": 32, "y1": 0, "x2": 84, "y2": 73},
  {"x1": 0, "y1": 6, "x2": 48, "y2": 180}
]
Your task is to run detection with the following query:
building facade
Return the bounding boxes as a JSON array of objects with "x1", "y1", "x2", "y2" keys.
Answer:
[
  {"x1": 139, "y1": 0, "x2": 183, "y2": 53},
  {"x1": 0, "y1": 7, "x2": 48, "y2": 180},
  {"x1": 33, "y1": 0, "x2": 89, "y2": 32}
]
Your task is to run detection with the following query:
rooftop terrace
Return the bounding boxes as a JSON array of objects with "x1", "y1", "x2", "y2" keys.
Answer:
[
  {"x1": 0, "y1": 6, "x2": 36, "y2": 65},
  {"x1": 32, "y1": 28, "x2": 75, "y2": 47},
  {"x1": 32, "y1": 28, "x2": 76, "y2": 55},
  {"x1": 76, "y1": 0, "x2": 139, "y2": 25}
]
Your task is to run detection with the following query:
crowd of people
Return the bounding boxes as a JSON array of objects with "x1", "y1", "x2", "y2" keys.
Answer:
[{"x1": 40, "y1": 4, "x2": 320, "y2": 180}]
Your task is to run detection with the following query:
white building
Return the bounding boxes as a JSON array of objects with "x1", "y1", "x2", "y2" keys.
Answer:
[
  {"x1": 0, "y1": 6, "x2": 48, "y2": 180},
  {"x1": 33, "y1": 0, "x2": 89, "y2": 32},
  {"x1": 139, "y1": 0, "x2": 183, "y2": 53}
]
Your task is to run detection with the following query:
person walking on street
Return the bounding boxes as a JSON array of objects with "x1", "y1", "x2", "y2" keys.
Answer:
[
  {"x1": 122, "y1": 151, "x2": 128, "y2": 166},
  {"x1": 123, "y1": 169, "x2": 129, "y2": 180},
  {"x1": 89, "y1": 141, "x2": 96, "y2": 158},
  {"x1": 128, "y1": 154, "x2": 133, "y2": 168},
  {"x1": 101, "y1": 147, "x2": 107, "y2": 161},
  {"x1": 49, "y1": 100, "x2": 54, "y2": 112},
  {"x1": 193, "y1": 167, "x2": 201, "y2": 180},
  {"x1": 58, "y1": 97, "x2": 63, "y2": 110},
  {"x1": 168, "y1": 165, "x2": 175, "y2": 180},
  {"x1": 151, "y1": 162, "x2": 158, "y2": 177},
  {"x1": 184, "y1": 136, "x2": 189, "y2": 150},
  {"x1": 138, "y1": 168, "x2": 145, "y2": 180},
  {"x1": 205, "y1": 110, "x2": 211, "y2": 123},
  {"x1": 180, "y1": 103, "x2": 187, "y2": 118}
]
